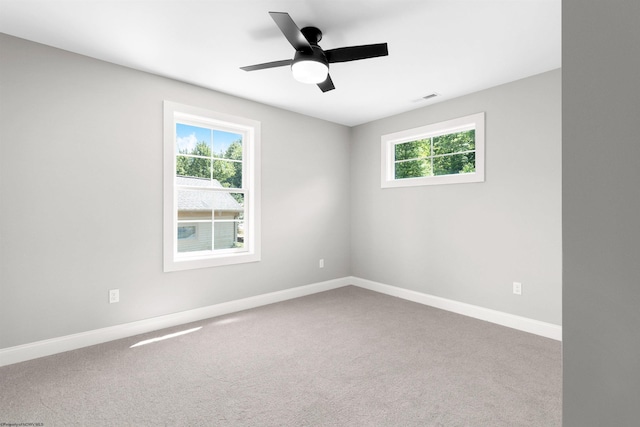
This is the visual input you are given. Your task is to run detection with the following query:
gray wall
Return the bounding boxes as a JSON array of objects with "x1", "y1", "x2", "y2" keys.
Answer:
[
  {"x1": 7, "y1": 2, "x2": 640, "y2": 421},
  {"x1": 563, "y1": 1, "x2": 640, "y2": 425},
  {"x1": 0, "y1": 33, "x2": 563, "y2": 353},
  {"x1": 350, "y1": 70, "x2": 562, "y2": 325},
  {"x1": 0, "y1": 34, "x2": 351, "y2": 349}
]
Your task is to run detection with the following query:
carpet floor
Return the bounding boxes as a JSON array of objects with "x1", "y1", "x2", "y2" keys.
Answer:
[{"x1": 0, "y1": 286, "x2": 561, "y2": 426}]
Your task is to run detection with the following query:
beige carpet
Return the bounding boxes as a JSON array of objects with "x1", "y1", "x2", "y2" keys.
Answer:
[{"x1": 0, "y1": 286, "x2": 561, "y2": 426}]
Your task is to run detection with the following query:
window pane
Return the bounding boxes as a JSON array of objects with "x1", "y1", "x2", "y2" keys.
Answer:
[
  {"x1": 177, "y1": 221, "x2": 212, "y2": 252},
  {"x1": 176, "y1": 156, "x2": 211, "y2": 180},
  {"x1": 214, "y1": 130, "x2": 243, "y2": 160},
  {"x1": 176, "y1": 124, "x2": 212, "y2": 155},
  {"x1": 395, "y1": 159, "x2": 432, "y2": 179},
  {"x1": 237, "y1": 221, "x2": 245, "y2": 246},
  {"x1": 433, "y1": 130, "x2": 475, "y2": 155},
  {"x1": 178, "y1": 189, "x2": 244, "y2": 220},
  {"x1": 177, "y1": 189, "x2": 213, "y2": 220},
  {"x1": 213, "y1": 192, "x2": 244, "y2": 249},
  {"x1": 224, "y1": 192, "x2": 245, "y2": 212},
  {"x1": 433, "y1": 152, "x2": 476, "y2": 176},
  {"x1": 214, "y1": 221, "x2": 243, "y2": 249},
  {"x1": 395, "y1": 139, "x2": 431, "y2": 161},
  {"x1": 213, "y1": 159, "x2": 242, "y2": 189},
  {"x1": 213, "y1": 192, "x2": 244, "y2": 217}
]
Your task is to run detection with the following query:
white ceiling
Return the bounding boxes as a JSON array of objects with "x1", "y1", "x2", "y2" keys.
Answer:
[{"x1": 0, "y1": 0, "x2": 560, "y2": 127}]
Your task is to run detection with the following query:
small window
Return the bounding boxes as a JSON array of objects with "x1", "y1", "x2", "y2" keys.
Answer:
[
  {"x1": 177, "y1": 225, "x2": 196, "y2": 240},
  {"x1": 164, "y1": 101, "x2": 260, "y2": 272},
  {"x1": 381, "y1": 112, "x2": 485, "y2": 187}
]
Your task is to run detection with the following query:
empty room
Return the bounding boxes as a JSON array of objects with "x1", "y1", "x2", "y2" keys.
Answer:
[{"x1": 1, "y1": 1, "x2": 638, "y2": 426}]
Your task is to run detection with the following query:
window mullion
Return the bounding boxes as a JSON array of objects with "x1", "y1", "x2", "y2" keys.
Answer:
[
  {"x1": 211, "y1": 207, "x2": 216, "y2": 252},
  {"x1": 210, "y1": 128, "x2": 214, "y2": 182},
  {"x1": 430, "y1": 137, "x2": 434, "y2": 177}
]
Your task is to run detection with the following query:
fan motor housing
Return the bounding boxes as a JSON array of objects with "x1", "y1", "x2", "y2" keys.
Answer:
[{"x1": 293, "y1": 45, "x2": 328, "y2": 67}]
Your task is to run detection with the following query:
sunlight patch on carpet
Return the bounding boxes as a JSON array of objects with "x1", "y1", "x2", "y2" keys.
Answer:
[{"x1": 130, "y1": 327, "x2": 203, "y2": 348}]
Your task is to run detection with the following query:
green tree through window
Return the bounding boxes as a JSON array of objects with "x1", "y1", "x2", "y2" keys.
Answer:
[
  {"x1": 394, "y1": 130, "x2": 475, "y2": 179},
  {"x1": 177, "y1": 139, "x2": 243, "y2": 189}
]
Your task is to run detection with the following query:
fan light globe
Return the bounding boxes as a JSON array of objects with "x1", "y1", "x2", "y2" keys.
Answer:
[{"x1": 291, "y1": 59, "x2": 329, "y2": 84}]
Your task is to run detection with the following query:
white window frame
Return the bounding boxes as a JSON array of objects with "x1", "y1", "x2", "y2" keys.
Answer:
[
  {"x1": 163, "y1": 101, "x2": 261, "y2": 272},
  {"x1": 381, "y1": 112, "x2": 485, "y2": 188}
]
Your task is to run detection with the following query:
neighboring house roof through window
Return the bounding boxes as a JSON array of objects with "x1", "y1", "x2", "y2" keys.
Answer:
[{"x1": 176, "y1": 176, "x2": 243, "y2": 213}]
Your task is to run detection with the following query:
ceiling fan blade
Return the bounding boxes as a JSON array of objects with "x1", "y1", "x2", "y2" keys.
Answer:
[
  {"x1": 269, "y1": 11, "x2": 312, "y2": 52},
  {"x1": 325, "y1": 43, "x2": 389, "y2": 63},
  {"x1": 317, "y1": 74, "x2": 335, "y2": 92},
  {"x1": 240, "y1": 59, "x2": 292, "y2": 72}
]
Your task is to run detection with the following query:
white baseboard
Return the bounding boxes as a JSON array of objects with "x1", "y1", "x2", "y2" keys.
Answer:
[
  {"x1": 0, "y1": 275, "x2": 561, "y2": 367},
  {"x1": 0, "y1": 277, "x2": 350, "y2": 367},
  {"x1": 350, "y1": 277, "x2": 562, "y2": 341}
]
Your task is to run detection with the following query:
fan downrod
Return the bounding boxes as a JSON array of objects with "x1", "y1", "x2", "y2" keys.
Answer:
[{"x1": 301, "y1": 27, "x2": 322, "y2": 45}]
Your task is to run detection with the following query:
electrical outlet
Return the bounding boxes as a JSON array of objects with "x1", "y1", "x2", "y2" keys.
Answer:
[
  {"x1": 513, "y1": 282, "x2": 522, "y2": 295},
  {"x1": 109, "y1": 289, "x2": 120, "y2": 304},
  {"x1": 319, "y1": 259, "x2": 324, "y2": 268}
]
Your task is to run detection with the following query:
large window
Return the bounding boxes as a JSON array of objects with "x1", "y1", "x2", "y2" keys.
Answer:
[
  {"x1": 381, "y1": 112, "x2": 485, "y2": 187},
  {"x1": 164, "y1": 101, "x2": 260, "y2": 271}
]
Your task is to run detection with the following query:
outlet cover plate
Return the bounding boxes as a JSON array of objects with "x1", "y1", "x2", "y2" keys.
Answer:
[
  {"x1": 513, "y1": 282, "x2": 522, "y2": 295},
  {"x1": 109, "y1": 289, "x2": 120, "y2": 304}
]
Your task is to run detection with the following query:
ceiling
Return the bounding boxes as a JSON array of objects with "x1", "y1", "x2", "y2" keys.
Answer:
[{"x1": 0, "y1": 0, "x2": 561, "y2": 127}]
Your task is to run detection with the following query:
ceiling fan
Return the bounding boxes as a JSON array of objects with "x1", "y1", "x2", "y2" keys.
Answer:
[{"x1": 241, "y1": 11, "x2": 389, "y2": 92}]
